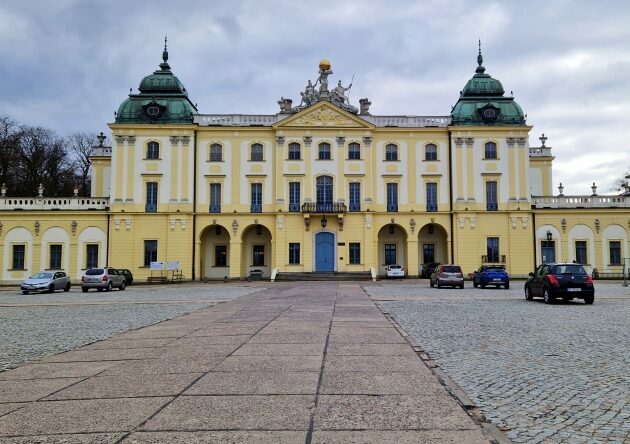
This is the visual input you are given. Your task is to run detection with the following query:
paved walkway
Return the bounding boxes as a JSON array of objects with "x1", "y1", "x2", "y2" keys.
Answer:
[{"x1": 0, "y1": 282, "x2": 491, "y2": 443}]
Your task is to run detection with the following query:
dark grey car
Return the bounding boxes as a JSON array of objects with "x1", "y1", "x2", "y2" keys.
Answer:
[
  {"x1": 430, "y1": 264, "x2": 465, "y2": 289},
  {"x1": 81, "y1": 267, "x2": 126, "y2": 292}
]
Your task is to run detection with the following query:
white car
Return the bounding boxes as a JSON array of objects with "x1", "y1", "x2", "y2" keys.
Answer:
[{"x1": 386, "y1": 264, "x2": 405, "y2": 278}]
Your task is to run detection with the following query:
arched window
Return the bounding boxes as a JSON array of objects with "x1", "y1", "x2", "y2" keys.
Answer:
[
  {"x1": 316, "y1": 176, "x2": 333, "y2": 205},
  {"x1": 288, "y1": 142, "x2": 301, "y2": 160},
  {"x1": 425, "y1": 144, "x2": 437, "y2": 161},
  {"x1": 484, "y1": 142, "x2": 497, "y2": 159},
  {"x1": 251, "y1": 143, "x2": 264, "y2": 161},
  {"x1": 385, "y1": 143, "x2": 398, "y2": 161},
  {"x1": 318, "y1": 142, "x2": 331, "y2": 160},
  {"x1": 348, "y1": 142, "x2": 361, "y2": 160},
  {"x1": 209, "y1": 143, "x2": 222, "y2": 162},
  {"x1": 147, "y1": 141, "x2": 160, "y2": 159}
]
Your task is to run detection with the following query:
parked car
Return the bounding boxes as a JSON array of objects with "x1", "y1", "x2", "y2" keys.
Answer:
[
  {"x1": 430, "y1": 264, "x2": 464, "y2": 289},
  {"x1": 473, "y1": 265, "x2": 510, "y2": 289},
  {"x1": 421, "y1": 262, "x2": 441, "y2": 279},
  {"x1": 524, "y1": 263, "x2": 594, "y2": 304},
  {"x1": 21, "y1": 271, "x2": 71, "y2": 295},
  {"x1": 386, "y1": 264, "x2": 405, "y2": 278},
  {"x1": 117, "y1": 268, "x2": 134, "y2": 285},
  {"x1": 81, "y1": 267, "x2": 126, "y2": 292}
]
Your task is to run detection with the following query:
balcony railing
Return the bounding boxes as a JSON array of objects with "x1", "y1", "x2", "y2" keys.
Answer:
[
  {"x1": 250, "y1": 204, "x2": 262, "y2": 213},
  {"x1": 482, "y1": 255, "x2": 507, "y2": 264},
  {"x1": 0, "y1": 197, "x2": 109, "y2": 211},
  {"x1": 531, "y1": 195, "x2": 630, "y2": 208},
  {"x1": 209, "y1": 204, "x2": 221, "y2": 213},
  {"x1": 301, "y1": 202, "x2": 347, "y2": 213},
  {"x1": 387, "y1": 203, "x2": 398, "y2": 212},
  {"x1": 288, "y1": 203, "x2": 301, "y2": 212},
  {"x1": 145, "y1": 203, "x2": 157, "y2": 213},
  {"x1": 349, "y1": 203, "x2": 361, "y2": 212},
  {"x1": 486, "y1": 202, "x2": 498, "y2": 211},
  {"x1": 426, "y1": 203, "x2": 438, "y2": 212}
]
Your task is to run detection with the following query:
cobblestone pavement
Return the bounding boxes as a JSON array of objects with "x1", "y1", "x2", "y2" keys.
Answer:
[
  {"x1": 367, "y1": 280, "x2": 630, "y2": 443},
  {"x1": 0, "y1": 284, "x2": 264, "y2": 372}
]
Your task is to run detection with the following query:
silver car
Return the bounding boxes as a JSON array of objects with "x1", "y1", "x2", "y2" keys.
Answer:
[
  {"x1": 21, "y1": 271, "x2": 71, "y2": 295},
  {"x1": 81, "y1": 267, "x2": 126, "y2": 292}
]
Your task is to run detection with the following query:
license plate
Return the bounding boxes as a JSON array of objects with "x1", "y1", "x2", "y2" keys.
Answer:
[
  {"x1": 567, "y1": 288, "x2": 581, "y2": 292},
  {"x1": 493, "y1": 278, "x2": 501, "y2": 281}
]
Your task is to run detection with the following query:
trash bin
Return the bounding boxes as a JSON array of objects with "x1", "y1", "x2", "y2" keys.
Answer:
[{"x1": 250, "y1": 270, "x2": 263, "y2": 281}]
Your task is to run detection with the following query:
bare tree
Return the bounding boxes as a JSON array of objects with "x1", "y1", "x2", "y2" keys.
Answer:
[
  {"x1": 0, "y1": 115, "x2": 22, "y2": 192},
  {"x1": 66, "y1": 132, "x2": 96, "y2": 196}
]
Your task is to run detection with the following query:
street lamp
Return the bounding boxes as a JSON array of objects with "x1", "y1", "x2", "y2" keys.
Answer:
[
  {"x1": 546, "y1": 230, "x2": 553, "y2": 241},
  {"x1": 321, "y1": 215, "x2": 327, "y2": 228}
]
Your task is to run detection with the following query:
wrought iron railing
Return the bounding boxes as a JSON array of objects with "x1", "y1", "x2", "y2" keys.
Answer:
[
  {"x1": 486, "y1": 202, "x2": 498, "y2": 211},
  {"x1": 349, "y1": 203, "x2": 361, "y2": 212},
  {"x1": 209, "y1": 204, "x2": 221, "y2": 213},
  {"x1": 288, "y1": 203, "x2": 301, "y2": 212},
  {"x1": 387, "y1": 203, "x2": 398, "y2": 212},
  {"x1": 482, "y1": 255, "x2": 506, "y2": 264},
  {"x1": 301, "y1": 202, "x2": 347, "y2": 213},
  {"x1": 251, "y1": 204, "x2": 262, "y2": 213},
  {"x1": 145, "y1": 203, "x2": 157, "y2": 213},
  {"x1": 426, "y1": 203, "x2": 438, "y2": 212}
]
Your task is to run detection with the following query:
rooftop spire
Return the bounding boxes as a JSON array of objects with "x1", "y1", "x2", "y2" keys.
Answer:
[
  {"x1": 160, "y1": 36, "x2": 170, "y2": 71},
  {"x1": 476, "y1": 39, "x2": 486, "y2": 74}
]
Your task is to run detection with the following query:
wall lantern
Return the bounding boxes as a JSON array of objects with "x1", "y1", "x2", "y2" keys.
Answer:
[
  {"x1": 321, "y1": 215, "x2": 327, "y2": 229},
  {"x1": 546, "y1": 229, "x2": 553, "y2": 241},
  {"x1": 389, "y1": 224, "x2": 394, "y2": 234},
  {"x1": 256, "y1": 225, "x2": 262, "y2": 235},
  {"x1": 215, "y1": 226, "x2": 222, "y2": 236},
  {"x1": 428, "y1": 224, "x2": 434, "y2": 235},
  {"x1": 71, "y1": 220, "x2": 78, "y2": 234}
]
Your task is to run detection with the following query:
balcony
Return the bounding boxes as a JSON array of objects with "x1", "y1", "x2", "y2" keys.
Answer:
[
  {"x1": 387, "y1": 203, "x2": 398, "y2": 212},
  {"x1": 0, "y1": 196, "x2": 109, "y2": 211},
  {"x1": 482, "y1": 255, "x2": 506, "y2": 264},
  {"x1": 486, "y1": 202, "x2": 498, "y2": 211},
  {"x1": 301, "y1": 202, "x2": 347, "y2": 213},
  {"x1": 426, "y1": 203, "x2": 438, "y2": 212},
  {"x1": 251, "y1": 204, "x2": 262, "y2": 213},
  {"x1": 349, "y1": 203, "x2": 361, "y2": 212},
  {"x1": 288, "y1": 203, "x2": 301, "y2": 212},
  {"x1": 209, "y1": 204, "x2": 221, "y2": 213},
  {"x1": 531, "y1": 195, "x2": 630, "y2": 209},
  {"x1": 145, "y1": 203, "x2": 157, "y2": 213}
]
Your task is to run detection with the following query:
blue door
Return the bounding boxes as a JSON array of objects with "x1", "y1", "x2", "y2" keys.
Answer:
[{"x1": 315, "y1": 232, "x2": 335, "y2": 272}]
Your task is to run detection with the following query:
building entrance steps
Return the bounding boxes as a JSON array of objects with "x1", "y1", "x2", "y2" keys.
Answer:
[{"x1": 0, "y1": 282, "x2": 497, "y2": 443}]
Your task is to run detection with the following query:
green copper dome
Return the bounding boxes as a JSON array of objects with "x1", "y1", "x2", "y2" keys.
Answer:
[
  {"x1": 451, "y1": 45, "x2": 525, "y2": 126},
  {"x1": 115, "y1": 42, "x2": 197, "y2": 124}
]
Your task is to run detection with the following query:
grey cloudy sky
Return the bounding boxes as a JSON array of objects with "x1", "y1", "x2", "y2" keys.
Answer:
[{"x1": 1, "y1": 0, "x2": 629, "y2": 194}]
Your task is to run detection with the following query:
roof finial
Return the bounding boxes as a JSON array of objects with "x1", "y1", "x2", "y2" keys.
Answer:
[
  {"x1": 476, "y1": 39, "x2": 486, "y2": 74},
  {"x1": 162, "y1": 35, "x2": 168, "y2": 63}
]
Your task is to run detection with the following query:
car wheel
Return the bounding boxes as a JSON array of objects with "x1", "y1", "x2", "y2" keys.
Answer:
[
  {"x1": 64, "y1": 283, "x2": 71, "y2": 292},
  {"x1": 430, "y1": 280, "x2": 434, "y2": 288},
  {"x1": 480, "y1": 283, "x2": 486, "y2": 289},
  {"x1": 584, "y1": 294, "x2": 594, "y2": 305},
  {"x1": 82, "y1": 287, "x2": 88, "y2": 293},
  {"x1": 473, "y1": 281, "x2": 478, "y2": 288},
  {"x1": 524, "y1": 285, "x2": 533, "y2": 301},
  {"x1": 48, "y1": 284, "x2": 55, "y2": 293},
  {"x1": 106, "y1": 281, "x2": 113, "y2": 292},
  {"x1": 437, "y1": 281, "x2": 442, "y2": 288},
  {"x1": 22, "y1": 290, "x2": 29, "y2": 295},
  {"x1": 543, "y1": 288, "x2": 554, "y2": 304},
  {"x1": 504, "y1": 283, "x2": 510, "y2": 289},
  {"x1": 97, "y1": 287, "x2": 103, "y2": 292},
  {"x1": 459, "y1": 284, "x2": 464, "y2": 289},
  {"x1": 120, "y1": 281, "x2": 126, "y2": 291}
]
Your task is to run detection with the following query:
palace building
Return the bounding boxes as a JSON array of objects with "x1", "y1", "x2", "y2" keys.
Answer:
[{"x1": 1, "y1": 44, "x2": 629, "y2": 284}]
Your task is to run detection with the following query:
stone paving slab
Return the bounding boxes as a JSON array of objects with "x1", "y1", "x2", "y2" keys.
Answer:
[
  {"x1": 324, "y1": 355, "x2": 429, "y2": 372},
  {"x1": 0, "y1": 361, "x2": 116, "y2": 380},
  {"x1": 81, "y1": 338, "x2": 176, "y2": 350},
  {"x1": 320, "y1": 371, "x2": 445, "y2": 395},
  {"x1": 140, "y1": 395, "x2": 314, "y2": 431},
  {"x1": 40, "y1": 347, "x2": 165, "y2": 362},
  {"x1": 310, "y1": 430, "x2": 490, "y2": 443},
  {"x1": 0, "y1": 403, "x2": 26, "y2": 417},
  {"x1": 0, "y1": 397, "x2": 171, "y2": 436},
  {"x1": 233, "y1": 342, "x2": 325, "y2": 356},
  {"x1": 216, "y1": 355, "x2": 323, "y2": 372},
  {"x1": 101, "y1": 358, "x2": 225, "y2": 376},
  {"x1": 123, "y1": 431, "x2": 308, "y2": 443},
  {"x1": 326, "y1": 343, "x2": 417, "y2": 356},
  {"x1": 0, "y1": 377, "x2": 82, "y2": 402},
  {"x1": 0, "y1": 433, "x2": 126, "y2": 443},
  {"x1": 184, "y1": 371, "x2": 320, "y2": 395}
]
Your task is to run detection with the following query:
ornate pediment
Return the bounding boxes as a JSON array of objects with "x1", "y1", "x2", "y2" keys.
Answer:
[{"x1": 276, "y1": 102, "x2": 373, "y2": 129}]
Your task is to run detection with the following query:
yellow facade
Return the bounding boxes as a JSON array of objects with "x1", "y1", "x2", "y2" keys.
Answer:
[{"x1": 1, "y1": 52, "x2": 629, "y2": 284}]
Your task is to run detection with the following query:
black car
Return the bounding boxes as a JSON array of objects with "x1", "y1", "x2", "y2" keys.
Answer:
[
  {"x1": 524, "y1": 263, "x2": 594, "y2": 304},
  {"x1": 117, "y1": 269, "x2": 134, "y2": 285}
]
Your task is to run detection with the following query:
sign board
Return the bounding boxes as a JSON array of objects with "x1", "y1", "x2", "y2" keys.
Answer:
[
  {"x1": 150, "y1": 261, "x2": 165, "y2": 270},
  {"x1": 166, "y1": 261, "x2": 180, "y2": 271}
]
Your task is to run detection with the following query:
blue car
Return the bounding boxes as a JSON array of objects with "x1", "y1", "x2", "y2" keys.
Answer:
[{"x1": 473, "y1": 265, "x2": 510, "y2": 289}]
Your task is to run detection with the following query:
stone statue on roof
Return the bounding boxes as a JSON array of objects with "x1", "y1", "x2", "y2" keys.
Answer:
[{"x1": 300, "y1": 80, "x2": 318, "y2": 106}]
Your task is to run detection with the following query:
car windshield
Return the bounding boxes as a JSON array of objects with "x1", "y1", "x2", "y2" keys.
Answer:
[
  {"x1": 389, "y1": 265, "x2": 402, "y2": 269},
  {"x1": 31, "y1": 272, "x2": 53, "y2": 279},
  {"x1": 486, "y1": 267, "x2": 505, "y2": 272},
  {"x1": 552, "y1": 264, "x2": 586, "y2": 275},
  {"x1": 85, "y1": 269, "x2": 104, "y2": 276},
  {"x1": 443, "y1": 266, "x2": 461, "y2": 273}
]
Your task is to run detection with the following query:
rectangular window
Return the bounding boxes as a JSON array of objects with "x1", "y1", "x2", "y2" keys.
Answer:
[
  {"x1": 349, "y1": 243, "x2": 361, "y2": 264},
  {"x1": 348, "y1": 143, "x2": 361, "y2": 160},
  {"x1": 426, "y1": 182, "x2": 437, "y2": 212},
  {"x1": 484, "y1": 142, "x2": 497, "y2": 159},
  {"x1": 289, "y1": 182, "x2": 301, "y2": 212},
  {"x1": 147, "y1": 142, "x2": 159, "y2": 159},
  {"x1": 49, "y1": 244, "x2": 62, "y2": 269},
  {"x1": 144, "y1": 240, "x2": 158, "y2": 266},
  {"x1": 423, "y1": 244, "x2": 435, "y2": 264},
  {"x1": 251, "y1": 183, "x2": 262, "y2": 213},
  {"x1": 318, "y1": 143, "x2": 331, "y2": 160},
  {"x1": 209, "y1": 144, "x2": 222, "y2": 161},
  {"x1": 387, "y1": 183, "x2": 398, "y2": 212},
  {"x1": 209, "y1": 183, "x2": 221, "y2": 213},
  {"x1": 609, "y1": 241, "x2": 621, "y2": 265},
  {"x1": 288, "y1": 143, "x2": 301, "y2": 160},
  {"x1": 215, "y1": 245, "x2": 227, "y2": 267},
  {"x1": 425, "y1": 144, "x2": 438, "y2": 161},
  {"x1": 289, "y1": 243, "x2": 300, "y2": 265},
  {"x1": 86, "y1": 244, "x2": 99, "y2": 269},
  {"x1": 487, "y1": 237, "x2": 499, "y2": 263},
  {"x1": 385, "y1": 144, "x2": 398, "y2": 161},
  {"x1": 575, "y1": 241, "x2": 587, "y2": 265},
  {"x1": 251, "y1": 144, "x2": 264, "y2": 161},
  {"x1": 385, "y1": 244, "x2": 397, "y2": 265},
  {"x1": 146, "y1": 182, "x2": 158, "y2": 212},
  {"x1": 486, "y1": 181, "x2": 498, "y2": 211},
  {"x1": 541, "y1": 241, "x2": 556, "y2": 263},
  {"x1": 12, "y1": 244, "x2": 25, "y2": 270},
  {"x1": 253, "y1": 245, "x2": 265, "y2": 266},
  {"x1": 349, "y1": 182, "x2": 361, "y2": 212}
]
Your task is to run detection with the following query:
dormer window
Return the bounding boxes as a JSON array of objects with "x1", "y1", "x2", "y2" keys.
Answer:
[
  {"x1": 147, "y1": 141, "x2": 160, "y2": 160},
  {"x1": 251, "y1": 143, "x2": 264, "y2": 161}
]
